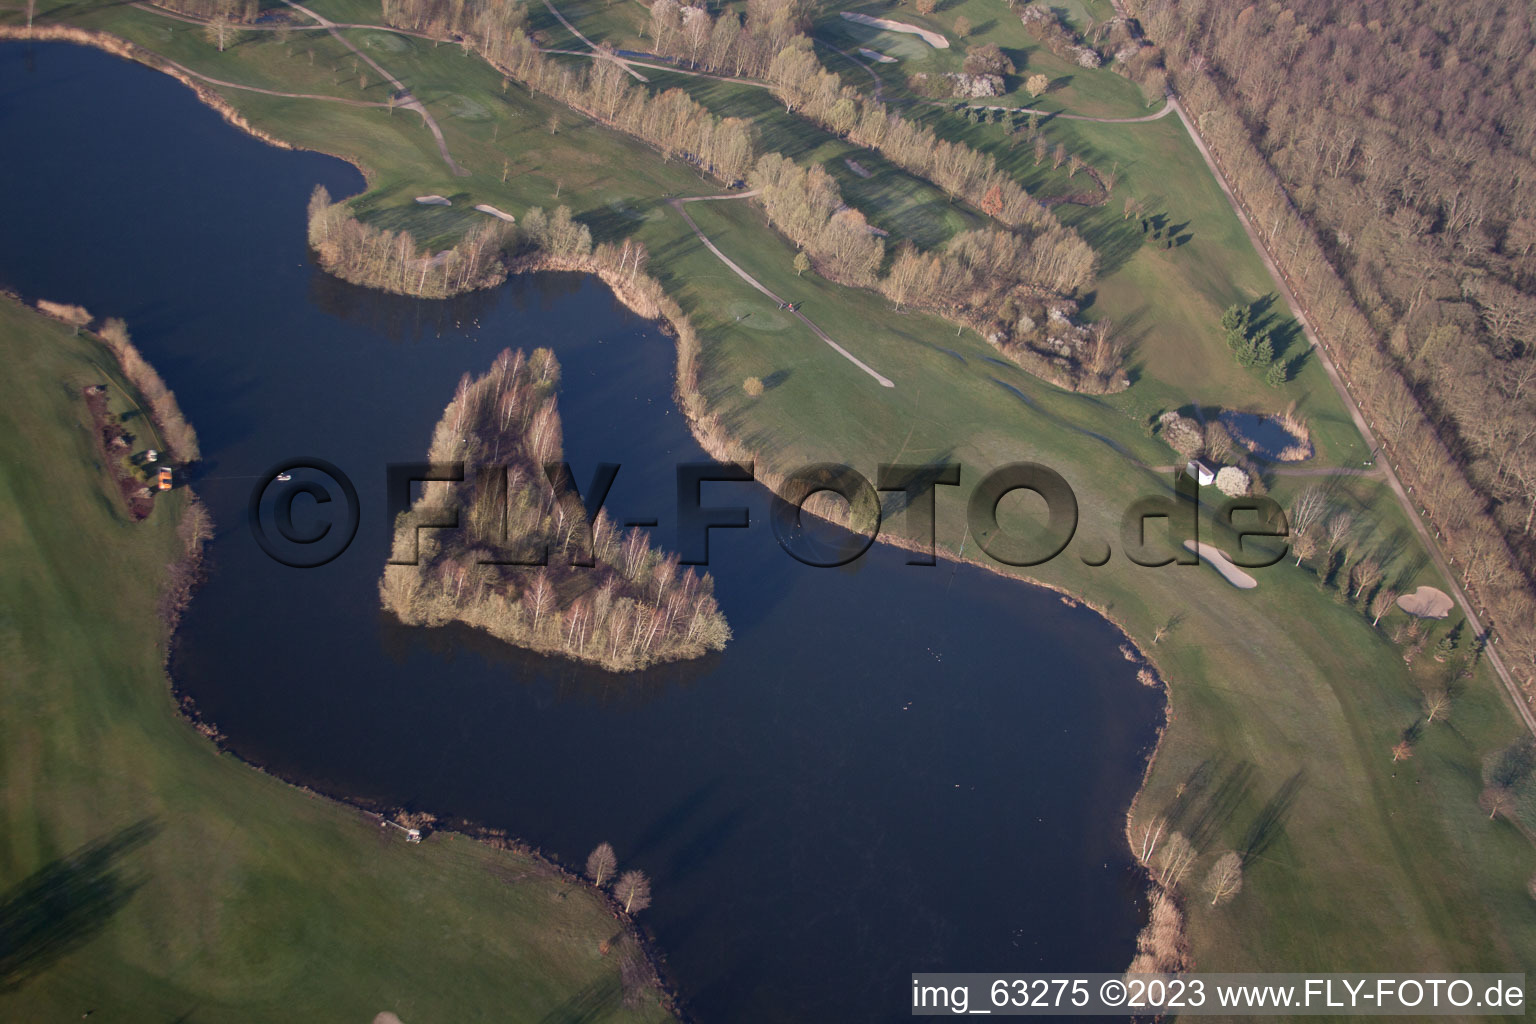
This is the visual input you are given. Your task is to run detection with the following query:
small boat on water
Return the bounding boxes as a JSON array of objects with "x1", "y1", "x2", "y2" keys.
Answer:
[{"x1": 275, "y1": 472, "x2": 292, "y2": 482}]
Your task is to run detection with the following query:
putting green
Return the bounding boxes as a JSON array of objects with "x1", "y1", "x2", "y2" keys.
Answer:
[{"x1": 726, "y1": 300, "x2": 789, "y2": 331}]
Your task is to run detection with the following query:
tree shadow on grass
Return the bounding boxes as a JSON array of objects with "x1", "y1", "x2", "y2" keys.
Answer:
[
  {"x1": 1240, "y1": 770, "x2": 1303, "y2": 863},
  {"x1": 0, "y1": 819, "x2": 160, "y2": 991},
  {"x1": 1246, "y1": 293, "x2": 1305, "y2": 365},
  {"x1": 1162, "y1": 758, "x2": 1255, "y2": 850},
  {"x1": 535, "y1": 974, "x2": 623, "y2": 1024}
]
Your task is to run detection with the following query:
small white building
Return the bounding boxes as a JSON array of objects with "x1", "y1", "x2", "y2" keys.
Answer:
[{"x1": 1185, "y1": 459, "x2": 1216, "y2": 486}]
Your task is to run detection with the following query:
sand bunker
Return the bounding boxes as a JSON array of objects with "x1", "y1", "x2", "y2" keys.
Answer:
[
  {"x1": 858, "y1": 46, "x2": 898, "y2": 63},
  {"x1": 474, "y1": 204, "x2": 516, "y2": 222},
  {"x1": 1397, "y1": 585, "x2": 1453, "y2": 619},
  {"x1": 414, "y1": 194, "x2": 451, "y2": 206},
  {"x1": 840, "y1": 12, "x2": 950, "y2": 48},
  {"x1": 1184, "y1": 540, "x2": 1258, "y2": 589},
  {"x1": 844, "y1": 158, "x2": 873, "y2": 178}
]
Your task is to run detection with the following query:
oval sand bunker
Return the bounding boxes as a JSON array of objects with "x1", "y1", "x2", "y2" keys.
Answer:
[{"x1": 1397, "y1": 585, "x2": 1453, "y2": 619}]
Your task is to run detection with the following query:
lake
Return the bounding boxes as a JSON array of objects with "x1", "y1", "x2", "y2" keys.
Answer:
[{"x1": 0, "y1": 40, "x2": 1162, "y2": 1021}]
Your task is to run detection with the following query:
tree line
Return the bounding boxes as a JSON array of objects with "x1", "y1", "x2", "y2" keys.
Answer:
[
  {"x1": 1122, "y1": 0, "x2": 1536, "y2": 700},
  {"x1": 642, "y1": 0, "x2": 806, "y2": 79},
  {"x1": 307, "y1": 186, "x2": 515, "y2": 298},
  {"x1": 395, "y1": 6, "x2": 1111, "y2": 386},
  {"x1": 155, "y1": 0, "x2": 257, "y2": 24},
  {"x1": 750, "y1": 153, "x2": 1113, "y2": 389},
  {"x1": 380, "y1": 0, "x2": 527, "y2": 43},
  {"x1": 379, "y1": 348, "x2": 731, "y2": 671},
  {"x1": 1014, "y1": 0, "x2": 1102, "y2": 68},
  {"x1": 478, "y1": 31, "x2": 758, "y2": 185},
  {"x1": 35, "y1": 300, "x2": 201, "y2": 462},
  {"x1": 763, "y1": 36, "x2": 1058, "y2": 234},
  {"x1": 1133, "y1": 0, "x2": 1536, "y2": 576}
]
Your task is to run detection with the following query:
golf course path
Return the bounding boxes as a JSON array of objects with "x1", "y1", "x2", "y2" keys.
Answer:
[
  {"x1": 280, "y1": 0, "x2": 468, "y2": 175},
  {"x1": 934, "y1": 97, "x2": 1175, "y2": 124},
  {"x1": 1165, "y1": 89, "x2": 1536, "y2": 735},
  {"x1": 671, "y1": 193, "x2": 896, "y2": 389},
  {"x1": 537, "y1": 47, "x2": 775, "y2": 89},
  {"x1": 132, "y1": 0, "x2": 466, "y2": 174},
  {"x1": 160, "y1": 54, "x2": 396, "y2": 108},
  {"x1": 542, "y1": 0, "x2": 648, "y2": 82}
]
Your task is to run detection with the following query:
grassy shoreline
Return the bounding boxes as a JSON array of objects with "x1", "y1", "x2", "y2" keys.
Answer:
[
  {"x1": 0, "y1": 295, "x2": 675, "y2": 1021},
  {"x1": 6, "y1": 0, "x2": 1535, "y2": 995}
]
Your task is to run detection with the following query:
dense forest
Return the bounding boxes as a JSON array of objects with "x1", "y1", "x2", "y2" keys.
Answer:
[
  {"x1": 1125, "y1": 0, "x2": 1536, "y2": 692},
  {"x1": 380, "y1": 348, "x2": 731, "y2": 671}
]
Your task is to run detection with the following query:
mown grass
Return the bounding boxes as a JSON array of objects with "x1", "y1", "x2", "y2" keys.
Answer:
[
  {"x1": 826, "y1": 0, "x2": 1151, "y2": 118},
  {"x1": 15, "y1": 0, "x2": 1536, "y2": 986},
  {"x1": 544, "y1": 0, "x2": 1153, "y2": 118},
  {"x1": 0, "y1": 299, "x2": 670, "y2": 1022}
]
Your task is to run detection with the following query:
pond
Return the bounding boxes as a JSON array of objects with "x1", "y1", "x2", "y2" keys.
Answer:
[
  {"x1": 0, "y1": 41, "x2": 1162, "y2": 1022},
  {"x1": 1218, "y1": 410, "x2": 1312, "y2": 462}
]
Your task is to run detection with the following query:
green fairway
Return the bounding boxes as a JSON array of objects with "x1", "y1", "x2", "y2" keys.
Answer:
[
  {"x1": 10, "y1": 0, "x2": 1536, "y2": 991},
  {"x1": 0, "y1": 299, "x2": 671, "y2": 1022}
]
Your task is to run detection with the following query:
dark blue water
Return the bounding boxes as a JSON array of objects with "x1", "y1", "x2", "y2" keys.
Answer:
[{"x1": 0, "y1": 41, "x2": 1162, "y2": 1022}]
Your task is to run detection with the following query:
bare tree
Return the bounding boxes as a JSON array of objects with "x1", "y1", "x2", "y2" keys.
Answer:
[
  {"x1": 1155, "y1": 831, "x2": 1197, "y2": 890},
  {"x1": 1203, "y1": 851, "x2": 1244, "y2": 906},
  {"x1": 1350, "y1": 557, "x2": 1384, "y2": 598},
  {"x1": 1133, "y1": 816, "x2": 1167, "y2": 863},
  {"x1": 1204, "y1": 421, "x2": 1234, "y2": 463},
  {"x1": 205, "y1": 14, "x2": 235, "y2": 51},
  {"x1": 615, "y1": 869, "x2": 652, "y2": 915},
  {"x1": 1324, "y1": 513, "x2": 1354, "y2": 561},
  {"x1": 1370, "y1": 587, "x2": 1398, "y2": 626},
  {"x1": 1423, "y1": 688, "x2": 1452, "y2": 723},
  {"x1": 1291, "y1": 528, "x2": 1319, "y2": 567},
  {"x1": 1391, "y1": 740, "x2": 1415, "y2": 762},
  {"x1": 1289, "y1": 487, "x2": 1327, "y2": 536},
  {"x1": 586, "y1": 842, "x2": 618, "y2": 888},
  {"x1": 1479, "y1": 785, "x2": 1514, "y2": 821}
]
